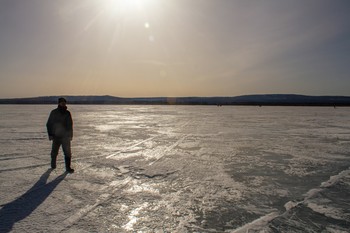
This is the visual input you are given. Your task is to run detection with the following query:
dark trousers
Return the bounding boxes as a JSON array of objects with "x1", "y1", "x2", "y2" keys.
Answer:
[{"x1": 51, "y1": 138, "x2": 72, "y2": 168}]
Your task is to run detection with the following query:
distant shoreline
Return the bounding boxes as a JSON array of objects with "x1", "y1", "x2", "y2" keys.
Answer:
[{"x1": 0, "y1": 94, "x2": 350, "y2": 106}]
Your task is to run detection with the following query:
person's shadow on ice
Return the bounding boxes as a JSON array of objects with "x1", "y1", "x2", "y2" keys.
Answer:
[{"x1": 0, "y1": 169, "x2": 67, "y2": 232}]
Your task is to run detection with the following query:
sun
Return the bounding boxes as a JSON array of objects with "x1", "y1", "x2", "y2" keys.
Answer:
[{"x1": 105, "y1": 0, "x2": 145, "y2": 14}]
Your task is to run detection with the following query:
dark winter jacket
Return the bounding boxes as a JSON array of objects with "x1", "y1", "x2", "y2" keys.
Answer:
[{"x1": 46, "y1": 106, "x2": 73, "y2": 139}]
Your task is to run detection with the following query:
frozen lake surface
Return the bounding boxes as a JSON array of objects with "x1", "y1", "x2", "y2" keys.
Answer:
[{"x1": 0, "y1": 105, "x2": 350, "y2": 232}]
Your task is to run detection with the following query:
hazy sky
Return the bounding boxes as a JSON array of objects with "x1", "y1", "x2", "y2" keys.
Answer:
[{"x1": 0, "y1": 0, "x2": 349, "y2": 98}]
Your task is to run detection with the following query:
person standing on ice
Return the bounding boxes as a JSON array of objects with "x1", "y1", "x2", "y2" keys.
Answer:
[{"x1": 46, "y1": 97, "x2": 74, "y2": 173}]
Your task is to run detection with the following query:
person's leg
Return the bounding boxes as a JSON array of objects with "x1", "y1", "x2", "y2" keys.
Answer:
[
  {"x1": 62, "y1": 138, "x2": 74, "y2": 173},
  {"x1": 50, "y1": 139, "x2": 61, "y2": 169}
]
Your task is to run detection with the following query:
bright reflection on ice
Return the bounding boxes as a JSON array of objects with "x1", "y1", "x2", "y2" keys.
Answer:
[
  {"x1": 123, "y1": 202, "x2": 149, "y2": 231},
  {"x1": 126, "y1": 180, "x2": 159, "y2": 194}
]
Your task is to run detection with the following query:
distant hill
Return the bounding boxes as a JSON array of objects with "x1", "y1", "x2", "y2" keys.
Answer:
[{"x1": 0, "y1": 94, "x2": 350, "y2": 106}]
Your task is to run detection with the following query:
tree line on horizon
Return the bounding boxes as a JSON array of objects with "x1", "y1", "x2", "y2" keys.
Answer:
[{"x1": 0, "y1": 94, "x2": 350, "y2": 106}]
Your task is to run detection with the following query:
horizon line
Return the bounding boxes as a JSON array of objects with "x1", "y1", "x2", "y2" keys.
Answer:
[{"x1": 2, "y1": 93, "x2": 350, "y2": 100}]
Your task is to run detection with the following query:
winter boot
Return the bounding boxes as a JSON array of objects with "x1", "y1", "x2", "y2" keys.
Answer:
[
  {"x1": 65, "y1": 156, "x2": 74, "y2": 173},
  {"x1": 51, "y1": 156, "x2": 57, "y2": 169}
]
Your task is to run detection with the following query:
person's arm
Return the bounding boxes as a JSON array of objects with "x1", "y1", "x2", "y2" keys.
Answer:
[
  {"x1": 46, "y1": 111, "x2": 54, "y2": 140},
  {"x1": 68, "y1": 112, "x2": 73, "y2": 140}
]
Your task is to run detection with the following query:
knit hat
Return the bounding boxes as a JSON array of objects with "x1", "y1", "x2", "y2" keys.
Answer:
[{"x1": 58, "y1": 97, "x2": 67, "y2": 104}]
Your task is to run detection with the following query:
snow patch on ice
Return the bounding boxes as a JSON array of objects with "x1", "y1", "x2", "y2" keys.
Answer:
[
  {"x1": 117, "y1": 166, "x2": 130, "y2": 174},
  {"x1": 304, "y1": 167, "x2": 350, "y2": 201},
  {"x1": 95, "y1": 124, "x2": 120, "y2": 132},
  {"x1": 120, "y1": 204, "x2": 129, "y2": 212},
  {"x1": 321, "y1": 169, "x2": 350, "y2": 188},
  {"x1": 232, "y1": 212, "x2": 279, "y2": 233},
  {"x1": 123, "y1": 202, "x2": 149, "y2": 231},
  {"x1": 284, "y1": 201, "x2": 301, "y2": 211},
  {"x1": 126, "y1": 180, "x2": 159, "y2": 194},
  {"x1": 307, "y1": 202, "x2": 346, "y2": 221}
]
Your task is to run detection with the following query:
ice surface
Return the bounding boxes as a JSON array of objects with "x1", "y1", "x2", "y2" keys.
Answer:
[{"x1": 0, "y1": 105, "x2": 350, "y2": 232}]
